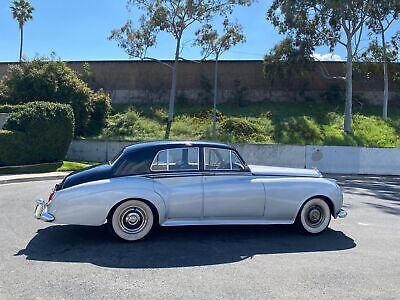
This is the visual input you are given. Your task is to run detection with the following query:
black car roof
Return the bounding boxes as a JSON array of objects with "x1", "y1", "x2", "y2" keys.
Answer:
[{"x1": 123, "y1": 140, "x2": 236, "y2": 153}]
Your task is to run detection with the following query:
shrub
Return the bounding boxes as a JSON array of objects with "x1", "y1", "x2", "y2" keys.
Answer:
[
  {"x1": 218, "y1": 117, "x2": 273, "y2": 143},
  {"x1": 193, "y1": 109, "x2": 225, "y2": 123},
  {"x1": 0, "y1": 104, "x2": 25, "y2": 113},
  {"x1": 0, "y1": 58, "x2": 110, "y2": 136},
  {"x1": 0, "y1": 102, "x2": 74, "y2": 166},
  {"x1": 276, "y1": 116, "x2": 323, "y2": 145},
  {"x1": 100, "y1": 109, "x2": 162, "y2": 141},
  {"x1": 87, "y1": 89, "x2": 111, "y2": 135}
]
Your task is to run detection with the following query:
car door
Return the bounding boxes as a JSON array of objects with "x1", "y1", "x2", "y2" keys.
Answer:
[
  {"x1": 203, "y1": 147, "x2": 266, "y2": 218},
  {"x1": 151, "y1": 147, "x2": 203, "y2": 219}
]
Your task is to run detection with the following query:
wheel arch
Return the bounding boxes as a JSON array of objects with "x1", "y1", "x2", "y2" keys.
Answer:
[
  {"x1": 107, "y1": 198, "x2": 160, "y2": 225},
  {"x1": 298, "y1": 195, "x2": 335, "y2": 219}
]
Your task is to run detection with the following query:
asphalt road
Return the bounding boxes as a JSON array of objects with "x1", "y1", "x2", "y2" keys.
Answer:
[{"x1": 0, "y1": 176, "x2": 399, "y2": 299}]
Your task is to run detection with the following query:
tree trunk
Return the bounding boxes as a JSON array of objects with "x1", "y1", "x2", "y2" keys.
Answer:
[
  {"x1": 19, "y1": 26, "x2": 23, "y2": 62},
  {"x1": 212, "y1": 55, "x2": 219, "y2": 141},
  {"x1": 344, "y1": 40, "x2": 353, "y2": 134},
  {"x1": 164, "y1": 36, "x2": 181, "y2": 139},
  {"x1": 381, "y1": 24, "x2": 389, "y2": 121}
]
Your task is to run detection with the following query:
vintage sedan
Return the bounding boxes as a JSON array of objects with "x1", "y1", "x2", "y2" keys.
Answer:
[{"x1": 35, "y1": 141, "x2": 347, "y2": 241}]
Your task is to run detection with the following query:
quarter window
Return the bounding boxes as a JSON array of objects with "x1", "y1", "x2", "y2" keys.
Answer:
[
  {"x1": 204, "y1": 148, "x2": 246, "y2": 171},
  {"x1": 151, "y1": 147, "x2": 199, "y2": 172}
]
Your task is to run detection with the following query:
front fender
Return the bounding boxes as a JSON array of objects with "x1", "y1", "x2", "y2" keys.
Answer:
[
  {"x1": 261, "y1": 177, "x2": 343, "y2": 223},
  {"x1": 48, "y1": 176, "x2": 166, "y2": 226}
]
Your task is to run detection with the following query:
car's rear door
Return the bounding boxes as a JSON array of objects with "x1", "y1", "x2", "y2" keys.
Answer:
[
  {"x1": 202, "y1": 147, "x2": 266, "y2": 218},
  {"x1": 151, "y1": 147, "x2": 203, "y2": 219}
]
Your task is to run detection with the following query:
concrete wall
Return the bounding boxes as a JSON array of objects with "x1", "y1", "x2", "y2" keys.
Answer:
[
  {"x1": 1, "y1": 60, "x2": 399, "y2": 105},
  {"x1": 0, "y1": 113, "x2": 9, "y2": 129},
  {"x1": 66, "y1": 139, "x2": 400, "y2": 175}
]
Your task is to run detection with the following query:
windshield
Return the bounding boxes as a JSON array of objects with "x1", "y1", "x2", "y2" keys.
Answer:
[{"x1": 110, "y1": 149, "x2": 124, "y2": 165}]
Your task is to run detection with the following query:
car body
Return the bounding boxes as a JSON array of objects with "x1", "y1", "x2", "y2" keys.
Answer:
[{"x1": 35, "y1": 141, "x2": 347, "y2": 241}]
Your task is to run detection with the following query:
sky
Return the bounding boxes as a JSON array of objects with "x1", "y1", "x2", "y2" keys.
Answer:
[{"x1": 0, "y1": 0, "x2": 399, "y2": 62}]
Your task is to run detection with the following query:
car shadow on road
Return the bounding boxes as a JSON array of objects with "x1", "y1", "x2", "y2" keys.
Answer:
[{"x1": 16, "y1": 224, "x2": 356, "y2": 269}]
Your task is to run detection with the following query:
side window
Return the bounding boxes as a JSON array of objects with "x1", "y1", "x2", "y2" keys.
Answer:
[
  {"x1": 151, "y1": 147, "x2": 199, "y2": 172},
  {"x1": 231, "y1": 151, "x2": 246, "y2": 170},
  {"x1": 204, "y1": 148, "x2": 246, "y2": 171},
  {"x1": 150, "y1": 149, "x2": 168, "y2": 171}
]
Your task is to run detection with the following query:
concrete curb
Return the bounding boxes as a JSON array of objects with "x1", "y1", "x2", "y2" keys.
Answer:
[{"x1": 0, "y1": 172, "x2": 70, "y2": 185}]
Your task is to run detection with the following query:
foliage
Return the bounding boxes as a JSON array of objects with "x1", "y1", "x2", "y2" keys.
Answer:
[
  {"x1": 94, "y1": 102, "x2": 400, "y2": 148},
  {"x1": 0, "y1": 104, "x2": 25, "y2": 113},
  {"x1": 10, "y1": 0, "x2": 34, "y2": 29},
  {"x1": 218, "y1": 117, "x2": 273, "y2": 143},
  {"x1": 79, "y1": 62, "x2": 97, "y2": 88},
  {"x1": 263, "y1": 38, "x2": 314, "y2": 87},
  {"x1": 195, "y1": 19, "x2": 245, "y2": 59},
  {"x1": 0, "y1": 58, "x2": 110, "y2": 136},
  {"x1": 275, "y1": 116, "x2": 323, "y2": 145},
  {"x1": 87, "y1": 89, "x2": 112, "y2": 135},
  {"x1": 0, "y1": 102, "x2": 74, "y2": 166},
  {"x1": 267, "y1": 0, "x2": 373, "y2": 133}
]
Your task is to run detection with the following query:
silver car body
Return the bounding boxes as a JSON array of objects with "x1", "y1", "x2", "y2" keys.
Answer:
[{"x1": 44, "y1": 165, "x2": 343, "y2": 227}]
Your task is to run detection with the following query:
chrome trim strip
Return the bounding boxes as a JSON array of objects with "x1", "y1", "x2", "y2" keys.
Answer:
[{"x1": 144, "y1": 171, "x2": 253, "y2": 179}]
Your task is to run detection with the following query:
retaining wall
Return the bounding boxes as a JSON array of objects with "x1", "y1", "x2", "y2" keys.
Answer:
[
  {"x1": 1, "y1": 60, "x2": 399, "y2": 105},
  {"x1": 66, "y1": 140, "x2": 400, "y2": 175}
]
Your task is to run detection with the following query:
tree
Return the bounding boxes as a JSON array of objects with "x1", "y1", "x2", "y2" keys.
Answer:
[
  {"x1": 10, "y1": 0, "x2": 34, "y2": 62},
  {"x1": 194, "y1": 19, "x2": 245, "y2": 141},
  {"x1": 263, "y1": 38, "x2": 314, "y2": 98},
  {"x1": 267, "y1": 0, "x2": 372, "y2": 133},
  {"x1": 367, "y1": 1, "x2": 400, "y2": 120},
  {"x1": 110, "y1": 0, "x2": 253, "y2": 139}
]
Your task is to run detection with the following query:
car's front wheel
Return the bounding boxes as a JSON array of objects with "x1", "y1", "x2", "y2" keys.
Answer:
[
  {"x1": 109, "y1": 199, "x2": 154, "y2": 241},
  {"x1": 297, "y1": 198, "x2": 331, "y2": 234}
]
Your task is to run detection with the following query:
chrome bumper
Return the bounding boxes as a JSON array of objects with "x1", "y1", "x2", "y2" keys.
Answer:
[
  {"x1": 336, "y1": 208, "x2": 347, "y2": 218},
  {"x1": 34, "y1": 198, "x2": 55, "y2": 222}
]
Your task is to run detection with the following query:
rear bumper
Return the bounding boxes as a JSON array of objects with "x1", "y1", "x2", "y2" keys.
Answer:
[
  {"x1": 34, "y1": 198, "x2": 55, "y2": 222},
  {"x1": 336, "y1": 208, "x2": 347, "y2": 218}
]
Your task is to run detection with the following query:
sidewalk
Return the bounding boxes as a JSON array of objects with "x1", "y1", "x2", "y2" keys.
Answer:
[{"x1": 0, "y1": 172, "x2": 70, "y2": 185}]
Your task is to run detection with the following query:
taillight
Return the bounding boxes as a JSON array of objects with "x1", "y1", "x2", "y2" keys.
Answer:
[{"x1": 48, "y1": 191, "x2": 55, "y2": 203}]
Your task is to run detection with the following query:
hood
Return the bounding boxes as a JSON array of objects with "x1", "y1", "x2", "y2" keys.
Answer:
[
  {"x1": 61, "y1": 164, "x2": 113, "y2": 189},
  {"x1": 248, "y1": 165, "x2": 322, "y2": 178}
]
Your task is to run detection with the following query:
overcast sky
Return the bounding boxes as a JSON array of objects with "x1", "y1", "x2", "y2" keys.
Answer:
[{"x1": 1, "y1": 0, "x2": 399, "y2": 62}]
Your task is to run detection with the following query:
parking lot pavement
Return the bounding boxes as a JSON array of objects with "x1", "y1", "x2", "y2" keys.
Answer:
[{"x1": 0, "y1": 176, "x2": 399, "y2": 299}]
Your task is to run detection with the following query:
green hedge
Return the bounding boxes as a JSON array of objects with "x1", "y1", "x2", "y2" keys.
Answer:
[
  {"x1": 0, "y1": 104, "x2": 25, "y2": 113},
  {"x1": 0, "y1": 59, "x2": 110, "y2": 136},
  {"x1": 0, "y1": 102, "x2": 74, "y2": 166}
]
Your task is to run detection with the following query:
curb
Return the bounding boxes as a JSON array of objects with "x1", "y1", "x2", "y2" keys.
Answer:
[{"x1": 0, "y1": 174, "x2": 69, "y2": 185}]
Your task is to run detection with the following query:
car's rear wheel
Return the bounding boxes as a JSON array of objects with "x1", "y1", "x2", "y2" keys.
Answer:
[
  {"x1": 297, "y1": 198, "x2": 331, "y2": 234},
  {"x1": 109, "y1": 200, "x2": 154, "y2": 241}
]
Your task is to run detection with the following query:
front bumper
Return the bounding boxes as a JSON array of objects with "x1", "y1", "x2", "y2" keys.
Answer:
[
  {"x1": 336, "y1": 208, "x2": 347, "y2": 218},
  {"x1": 34, "y1": 198, "x2": 55, "y2": 222}
]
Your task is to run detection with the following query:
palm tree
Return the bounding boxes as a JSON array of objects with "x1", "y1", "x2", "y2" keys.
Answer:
[{"x1": 10, "y1": 0, "x2": 34, "y2": 62}]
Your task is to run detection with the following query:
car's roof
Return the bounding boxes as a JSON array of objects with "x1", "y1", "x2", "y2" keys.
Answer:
[{"x1": 124, "y1": 140, "x2": 235, "y2": 153}]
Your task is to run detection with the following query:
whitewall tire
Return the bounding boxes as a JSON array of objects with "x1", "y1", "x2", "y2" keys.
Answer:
[
  {"x1": 109, "y1": 200, "x2": 154, "y2": 241},
  {"x1": 298, "y1": 198, "x2": 331, "y2": 234}
]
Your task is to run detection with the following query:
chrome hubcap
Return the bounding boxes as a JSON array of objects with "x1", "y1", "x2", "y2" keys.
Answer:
[
  {"x1": 126, "y1": 212, "x2": 140, "y2": 226},
  {"x1": 306, "y1": 205, "x2": 324, "y2": 228},
  {"x1": 119, "y1": 206, "x2": 147, "y2": 234}
]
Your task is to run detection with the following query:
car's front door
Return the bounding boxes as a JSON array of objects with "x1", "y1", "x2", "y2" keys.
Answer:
[{"x1": 202, "y1": 147, "x2": 266, "y2": 218}]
